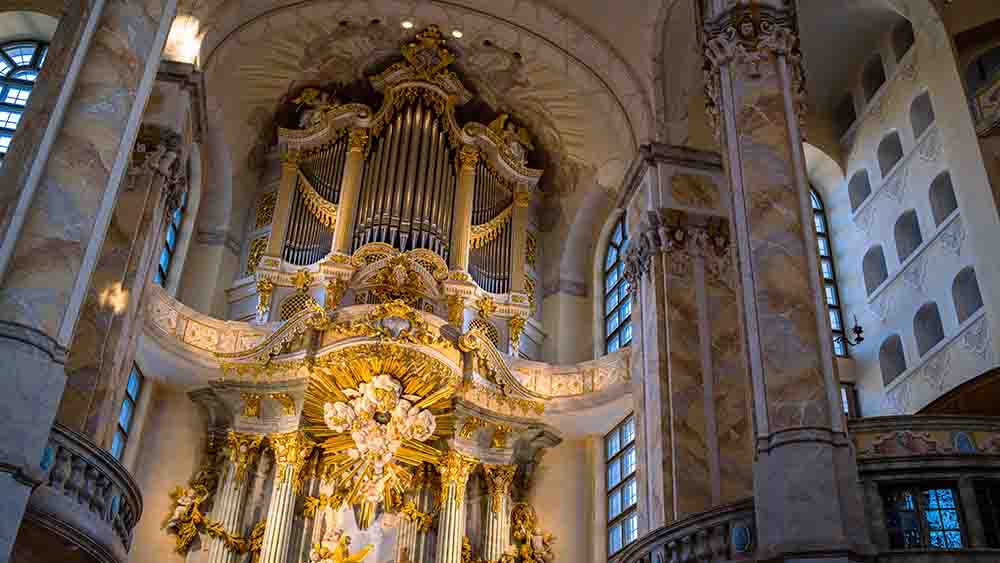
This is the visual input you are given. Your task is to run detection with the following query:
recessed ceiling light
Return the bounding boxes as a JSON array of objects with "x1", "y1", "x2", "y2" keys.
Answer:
[
  {"x1": 401, "y1": 20, "x2": 414, "y2": 29},
  {"x1": 451, "y1": 30, "x2": 463, "y2": 38}
]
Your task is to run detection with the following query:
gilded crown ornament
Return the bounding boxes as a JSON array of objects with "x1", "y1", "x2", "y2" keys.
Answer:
[{"x1": 401, "y1": 24, "x2": 456, "y2": 80}]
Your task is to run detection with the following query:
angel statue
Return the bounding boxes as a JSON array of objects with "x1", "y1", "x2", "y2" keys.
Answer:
[
  {"x1": 309, "y1": 529, "x2": 374, "y2": 563},
  {"x1": 293, "y1": 87, "x2": 339, "y2": 129},
  {"x1": 487, "y1": 113, "x2": 533, "y2": 165},
  {"x1": 164, "y1": 485, "x2": 199, "y2": 530},
  {"x1": 529, "y1": 529, "x2": 555, "y2": 563}
]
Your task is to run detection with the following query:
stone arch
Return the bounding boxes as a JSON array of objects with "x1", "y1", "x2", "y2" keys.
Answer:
[
  {"x1": 863, "y1": 246, "x2": 889, "y2": 294},
  {"x1": 892, "y1": 19, "x2": 915, "y2": 61},
  {"x1": 848, "y1": 169, "x2": 872, "y2": 211},
  {"x1": 878, "y1": 131, "x2": 904, "y2": 178},
  {"x1": 880, "y1": 334, "x2": 907, "y2": 385},
  {"x1": 863, "y1": 54, "x2": 887, "y2": 102},
  {"x1": 894, "y1": 209, "x2": 923, "y2": 261},
  {"x1": 909, "y1": 91, "x2": 935, "y2": 139},
  {"x1": 913, "y1": 301, "x2": 945, "y2": 357},
  {"x1": 929, "y1": 171, "x2": 958, "y2": 226},
  {"x1": 952, "y1": 267, "x2": 984, "y2": 324}
]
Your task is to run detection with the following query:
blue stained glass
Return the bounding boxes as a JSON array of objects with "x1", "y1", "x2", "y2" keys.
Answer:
[
  {"x1": 127, "y1": 369, "x2": 141, "y2": 399},
  {"x1": 118, "y1": 398, "x2": 133, "y2": 431},
  {"x1": 154, "y1": 270, "x2": 164, "y2": 285},
  {"x1": 111, "y1": 431, "x2": 125, "y2": 459},
  {"x1": 605, "y1": 247, "x2": 617, "y2": 269},
  {"x1": 622, "y1": 322, "x2": 632, "y2": 345},
  {"x1": 605, "y1": 290, "x2": 619, "y2": 314},
  {"x1": 12, "y1": 70, "x2": 37, "y2": 81},
  {"x1": 166, "y1": 224, "x2": 177, "y2": 251},
  {"x1": 622, "y1": 417, "x2": 635, "y2": 444},
  {"x1": 4, "y1": 45, "x2": 35, "y2": 66},
  {"x1": 621, "y1": 299, "x2": 631, "y2": 318},
  {"x1": 613, "y1": 222, "x2": 623, "y2": 245},
  {"x1": 608, "y1": 335, "x2": 620, "y2": 353},
  {"x1": 926, "y1": 510, "x2": 943, "y2": 530},
  {"x1": 814, "y1": 213, "x2": 826, "y2": 233},
  {"x1": 173, "y1": 207, "x2": 183, "y2": 225}
]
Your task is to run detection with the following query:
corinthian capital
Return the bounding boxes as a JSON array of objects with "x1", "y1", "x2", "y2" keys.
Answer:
[
  {"x1": 438, "y1": 450, "x2": 478, "y2": 489},
  {"x1": 227, "y1": 431, "x2": 265, "y2": 483},
  {"x1": 268, "y1": 431, "x2": 315, "y2": 484},
  {"x1": 483, "y1": 464, "x2": 517, "y2": 513}
]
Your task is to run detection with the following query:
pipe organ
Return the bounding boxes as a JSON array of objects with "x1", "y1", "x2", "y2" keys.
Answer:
[{"x1": 264, "y1": 24, "x2": 542, "y2": 301}]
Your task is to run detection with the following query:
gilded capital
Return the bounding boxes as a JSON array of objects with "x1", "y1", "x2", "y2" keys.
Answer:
[
  {"x1": 281, "y1": 150, "x2": 303, "y2": 168},
  {"x1": 483, "y1": 464, "x2": 516, "y2": 514},
  {"x1": 445, "y1": 294, "x2": 465, "y2": 326},
  {"x1": 437, "y1": 450, "x2": 478, "y2": 488},
  {"x1": 509, "y1": 316, "x2": 526, "y2": 349},
  {"x1": 227, "y1": 431, "x2": 265, "y2": 483},
  {"x1": 349, "y1": 128, "x2": 371, "y2": 152},
  {"x1": 458, "y1": 146, "x2": 480, "y2": 169},
  {"x1": 513, "y1": 189, "x2": 531, "y2": 208},
  {"x1": 269, "y1": 431, "x2": 316, "y2": 486}
]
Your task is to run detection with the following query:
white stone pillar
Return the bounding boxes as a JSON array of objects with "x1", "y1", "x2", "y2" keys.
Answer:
[
  {"x1": 482, "y1": 464, "x2": 516, "y2": 561},
  {"x1": 449, "y1": 147, "x2": 479, "y2": 271},
  {"x1": 331, "y1": 128, "x2": 369, "y2": 254},
  {"x1": 258, "y1": 432, "x2": 315, "y2": 563},
  {"x1": 207, "y1": 432, "x2": 264, "y2": 563},
  {"x1": 508, "y1": 188, "x2": 531, "y2": 294},
  {"x1": 435, "y1": 451, "x2": 478, "y2": 563}
]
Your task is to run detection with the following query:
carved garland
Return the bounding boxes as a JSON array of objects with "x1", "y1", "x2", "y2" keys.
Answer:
[
  {"x1": 296, "y1": 171, "x2": 339, "y2": 229},
  {"x1": 470, "y1": 204, "x2": 514, "y2": 249}
]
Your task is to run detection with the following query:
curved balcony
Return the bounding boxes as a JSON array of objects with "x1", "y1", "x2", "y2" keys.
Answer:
[
  {"x1": 18, "y1": 424, "x2": 142, "y2": 563},
  {"x1": 612, "y1": 499, "x2": 756, "y2": 563}
]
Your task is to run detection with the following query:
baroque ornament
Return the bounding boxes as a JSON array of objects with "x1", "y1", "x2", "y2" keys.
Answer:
[
  {"x1": 309, "y1": 529, "x2": 374, "y2": 563},
  {"x1": 227, "y1": 431, "x2": 265, "y2": 483},
  {"x1": 511, "y1": 503, "x2": 556, "y2": 563},
  {"x1": 483, "y1": 464, "x2": 517, "y2": 514}
]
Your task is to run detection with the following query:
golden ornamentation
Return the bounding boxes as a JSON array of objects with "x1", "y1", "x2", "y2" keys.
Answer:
[
  {"x1": 513, "y1": 189, "x2": 531, "y2": 207},
  {"x1": 202, "y1": 519, "x2": 265, "y2": 560},
  {"x1": 510, "y1": 503, "x2": 556, "y2": 563},
  {"x1": 319, "y1": 300, "x2": 455, "y2": 351},
  {"x1": 525, "y1": 277, "x2": 536, "y2": 314},
  {"x1": 310, "y1": 529, "x2": 375, "y2": 563},
  {"x1": 297, "y1": 171, "x2": 339, "y2": 229},
  {"x1": 328, "y1": 253, "x2": 352, "y2": 265},
  {"x1": 470, "y1": 204, "x2": 513, "y2": 249},
  {"x1": 255, "y1": 192, "x2": 277, "y2": 229},
  {"x1": 241, "y1": 393, "x2": 262, "y2": 418},
  {"x1": 281, "y1": 150, "x2": 303, "y2": 167},
  {"x1": 407, "y1": 248, "x2": 450, "y2": 281},
  {"x1": 462, "y1": 536, "x2": 484, "y2": 563},
  {"x1": 351, "y1": 242, "x2": 399, "y2": 267},
  {"x1": 478, "y1": 296, "x2": 497, "y2": 319},
  {"x1": 526, "y1": 233, "x2": 537, "y2": 268},
  {"x1": 458, "y1": 145, "x2": 481, "y2": 169},
  {"x1": 449, "y1": 270, "x2": 473, "y2": 282},
  {"x1": 256, "y1": 278, "x2": 274, "y2": 320},
  {"x1": 302, "y1": 493, "x2": 345, "y2": 519},
  {"x1": 367, "y1": 254, "x2": 429, "y2": 306},
  {"x1": 401, "y1": 25, "x2": 456, "y2": 81},
  {"x1": 280, "y1": 291, "x2": 321, "y2": 321},
  {"x1": 246, "y1": 236, "x2": 268, "y2": 276},
  {"x1": 227, "y1": 431, "x2": 264, "y2": 483},
  {"x1": 459, "y1": 416, "x2": 487, "y2": 439},
  {"x1": 459, "y1": 380, "x2": 545, "y2": 417},
  {"x1": 269, "y1": 431, "x2": 316, "y2": 489},
  {"x1": 400, "y1": 501, "x2": 434, "y2": 532},
  {"x1": 469, "y1": 318, "x2": 500, "y2": 347},
  {"x1": 509, "y1": 315, "x2": 527, "y2": 350},
  {"x1": 446, "y1": 294, "x2": 465, "y2": 325},
  {"x1": 269, "y1": 393, "x2": 296, "y2": 416},
  {"x1": 164, "y1": 467, "x2": 217, "y2": 554},
  {"x1": 483, "y1": 464, "x2": 516, "y2": 514},
  {"x1": 492, "y1": 425, "x2": 513, "y2": 449},
  {"x1": 294, "y1": 269, "x2": 314, "y2": 291},
  {"x1": 325, "y1": 277, "x2": 349, "y2": 309},
  {"x1": 438, "y1": 450, "x2": 478, "y2": 502},
  {"x1": 349, "y1": 128, "x2": 370, "y2": 152}
]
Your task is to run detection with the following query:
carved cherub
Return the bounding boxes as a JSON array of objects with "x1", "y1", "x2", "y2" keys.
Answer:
[
  {"x1": 293, "y1": 87, "x2": 340, "y2": 129},
  {"x1": 488, "y1": 112, "x2": 533, "y2": 164}
]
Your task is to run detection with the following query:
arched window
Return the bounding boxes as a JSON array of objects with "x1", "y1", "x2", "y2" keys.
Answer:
[
  {"x1": 811, "y1": 189, "x2": 847, "y2": 356},
  {"x1": 604, "y1": 216, "x2": 631, "y2": 354},
  {"x1": 910, "y1": 92, "x2": 935, "y2": 139},
  {"x1": 863, "y1": 246, "x2": 889, "y2": 294},
  {"x1": 878, "y1": 132, "x2": 904, "y2": 178},
  {"x1": 929, "y1": 172, "x2": 958, "y2": 226},
  {"x1": 892, "y1": 20, "x2": 915, "y2": 62},
  {"x1": 834, "y1": 94, "x2": 857, "y2": 139},
  {"x1": 155, "y1": 190, "x2": 188, "y2": 286},
  {"x1": 849, "y1": 169, "x2": 872, "y2": 211},
  {"x1": 914, "y1": 302, "x2": 945, "y2": 357},
  {"x1": 880, "y1": 335, "x2": 907, "y2": 385},
  {"x1": 952, "y1": 267, "x2": 984, "y2": 324},
  {"x1": 863, "y1": 55, "x2": 887, "y2": 102},
  {"x1": 894, "y1": 210, "x2": 923, "y2": 261},
  {"x1": 0, "y1": 40, "x2": 46, "y2": 161}
]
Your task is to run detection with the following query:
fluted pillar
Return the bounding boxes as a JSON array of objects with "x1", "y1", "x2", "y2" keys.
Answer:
[
  {"x1": 207, "y1": 432, "x2": 264, "y2": 563},
  {"x1": 482, "y1": 464, "x2": 516, "y2": 561},
  {"x1": 0, "y1": 2, "x2": 176, "y2": 561},
  {"x1": 435, "y1": 451, "x2": 478, "y2": 563},
  {"x1": 701, "y1": 2, "x2": 872, "y2": 561},
  {"x1": 449, "y1": 147, "x2": 479, "y2": 271},
  {"x1": 508, "y1": 188, "x2": 530, "y2": 295},
  {"x1": 259, "y1": 432, "x2": 315, "y2": 563},
  {"x1": 265, "y1": 155, "x2": 300, "y2": 259},
  {"x1": 331, "y1": 128, "x2": 369, "y2": 255}
]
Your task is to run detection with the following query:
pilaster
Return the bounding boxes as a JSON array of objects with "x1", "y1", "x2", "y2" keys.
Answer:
[
  {"x1": 435, "y1": 450, "x2": 478, "y2": 563},
  {"x1": 331, "y1": 128, "x2": 369, "y2": 254},
  {"x1": 482, "y1": 464, "x2": 516, "y2": 561},
  {"x1": 259, "y1": 431, "x2": 315, "y2": 563},
  {"x1": 449, "y1": 147, "x2": 479, "y2": 271},
  {"x1": 207, "y1": 432, "x2": 265, "y2": 563}
]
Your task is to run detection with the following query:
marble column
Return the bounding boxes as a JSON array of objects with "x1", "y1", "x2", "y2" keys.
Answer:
[
  {"x1": 59, "y1": 124, "x2": 185, "y2": 443},
  {"x1": 435, "y1": 451, "x2": 478, "y2": 563},
  {"x1": 702, "y1": 2, "x2": 871, "y2": 560},
  {"x1": 0, "y1": 1, "x2": 176, "y2": 560},
  {"x1": 508, "y1": 188, "x2": 531, "y2": 294},
  {"x1": 259, "y1": 432, "x2": 315, "y2": 563},
  {"x1": 331, "y1": 128, "x2": 369, "y2": 255},
  {"x1": 449, "y1": 147, "x2": 479, "y2": 271},
  {"x1": 482, "y1": 464, "x2": 516, "y2": 561},
  {"x1": 207, "y1": 432, "x2": 265, "y2": 563},
  {"x1": 265, "y1": 156, "x2": 300, "y2": 259}
]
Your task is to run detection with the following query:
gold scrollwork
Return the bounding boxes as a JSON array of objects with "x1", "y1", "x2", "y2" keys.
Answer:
[
  {"x1": 459, "y1": 416, "x2": 487, "y2": 439},
  {"x1": 483, "y1": 464, "x2": 517, "y2": 514},
  {"x1": 227, "y1": 431, "x2": 265, "y2": 483},
  {"x1": 269, "y1": 431, "x2": 316, "y2": 490},
  {"x1": 269, "y1": 393, "x2": 296, "y2": 416},
  {"x1": 241, "y1": 393, "x2": 262, "y2": 418},
  {"x1": 400, "y1": 501, "x2": 434, "y2": 532},
  {"x1": 297, "y1": 171, "x2": 339, "y2": 229},
  {"x1": 509, "y1": 315, "x2": 526, "y2": 350},
  {"x1": 470, "y1": 204, "x2": 513, "y2": 249}
]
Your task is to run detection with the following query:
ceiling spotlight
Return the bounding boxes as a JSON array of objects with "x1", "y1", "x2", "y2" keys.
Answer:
[
  {"x1": 401, "y1": 20, "x2": 414, "y2": 29},
  {"x1": 451, "y1": 30, "x2": 463, "y2": 38}
]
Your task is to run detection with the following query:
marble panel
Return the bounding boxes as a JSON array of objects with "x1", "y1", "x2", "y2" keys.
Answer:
[{"x1": 670, "y1": 173, "x2": 720, "y2": 210}]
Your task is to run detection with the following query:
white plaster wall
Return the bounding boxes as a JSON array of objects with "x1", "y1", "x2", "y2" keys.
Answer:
[
  {"x1": 527, "y1": 439, "x2": 594, "y2": 563},
  {"x1": 128, "y1": 385, "x2": 207, "y2": 563},
  {"x1": 813, "y1": 19, "x2": 997, "y2": 417}
]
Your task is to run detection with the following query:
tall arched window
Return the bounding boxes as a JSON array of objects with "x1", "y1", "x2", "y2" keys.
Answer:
[
  {"x1": 155, "y1": 190, "x2": 187, "y2": 286},
  {"x1": 604, "y1": 216, "x2": 631, "y2": 354},
  {"x1": 811, "y1": 189, "x2": 847, "y2": 356},
  {"x1": 0, "y1": 40, "x2": 46, "y2": 161}
]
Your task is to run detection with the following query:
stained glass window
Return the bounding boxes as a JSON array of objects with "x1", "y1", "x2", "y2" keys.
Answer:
[
  {"x1": 606, "y1": 414, "x2": 638, "y2": 556},
  {"x1": 811, "y1": 189, "x2": 847, "y2": 356},
  {"x1": 0, "y1": 41, "x2": 46, "y2": 163},
  {"x1": 111, "y1": 366, "x2": 143, "y2": 460},
  {"x1": 884, "y1": 485, "x2": 963, "y2": 550},
  {"x1": 604, "y1": 217, "x2": 631, "y2": 354},
  {"x1": 155, "y1": 190, "x2": 188, "y2": 286}
]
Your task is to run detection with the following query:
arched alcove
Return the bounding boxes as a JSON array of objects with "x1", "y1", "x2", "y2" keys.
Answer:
[
  {"x1": 929, "y1": 171, "x2": 958, "y2": 226},
  {"x1": 834, "y1": 94, "x2": 857, "y2": 138},
  {"x1": 863, "y1": 55, "x2": 887, "y2": 101},
  {"x1": 892, "y1": 20, "x2": 915, "y2": 61},
  {"x1": 849, "y1": 169, "x2": 872, "y2": 211},
  {"x1": 914, "y1": 302, "x2": 945, "y2": 357},
  {"x1": 910, "y1": 92, "x2": 935, "y2": 139},
  {"x1": 894, "y1": 210, "x2": 923, "y2": 261},
  {"x1": 952, "y1": 267, "x2": 984, "y2": 324},
  {"x1": 880, "y1": 335, "x2": 907, "y2": 385},
  {"x1": 863, "y1": 246, "x2": 889, "y2": 294},
  {"x1": 878, "y1": 132, "x2": 904, "y2": 178}
]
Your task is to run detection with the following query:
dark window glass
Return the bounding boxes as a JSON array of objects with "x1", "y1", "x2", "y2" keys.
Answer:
[
  {"x1": 606, "y1": 414, "x2": 638, "y2": 556},
  {"x1": 604, "y1": 217, "x2": 631, "y2": 354},
  {"x1": 811, "y1": 190, "x2": 846, "y2": 356},
  {"x1": 0, "y1": 40, "x2": 47, "y2": 163},
  {"x1": 975, "y1": 481, "x2": 1000, "y2": 548},
  {"x1": 111, "y1": 365, "x2": 143, "y2": 460}
]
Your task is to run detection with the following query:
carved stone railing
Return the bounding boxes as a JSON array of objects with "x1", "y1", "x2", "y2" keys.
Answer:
[
  {"x1": 972, "y1": 74, "x2": 1000, "y2": 136},
  {"x1": 24, "y1": 424, "x2": 143, "y2": 563},
  {"x1": 612, "y1": 499, "x2": 755, "y2": 563}
]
